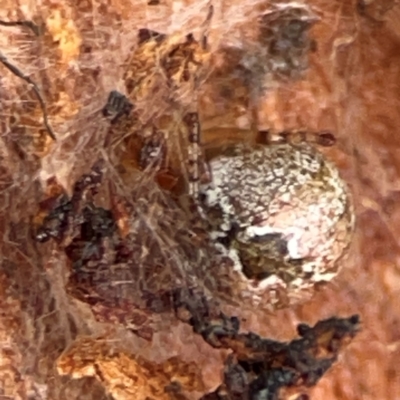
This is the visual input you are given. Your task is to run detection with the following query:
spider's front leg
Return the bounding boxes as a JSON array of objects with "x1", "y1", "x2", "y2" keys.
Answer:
[
  {"x1": 258, "y1": 128, "x2": 336, "y2": 147},
  {"x1": 138, "y1": 128, "x2": 168, "y2": 172},
  {"x1": 183, "y1": 111, "x2": 212, "y2": 201},
  {"x1": 183, "y1": 112, "x2": 201, "y2": 199}
]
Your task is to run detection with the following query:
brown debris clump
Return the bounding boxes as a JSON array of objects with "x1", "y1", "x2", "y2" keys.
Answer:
[{"x1": 198, "y1": 314, "x2": 360, "y2": 400}]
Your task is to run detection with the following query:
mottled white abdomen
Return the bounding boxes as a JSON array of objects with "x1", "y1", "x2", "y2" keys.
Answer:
[{"x1": 199, "y1": 142, "x2": 355, "y2": 307}]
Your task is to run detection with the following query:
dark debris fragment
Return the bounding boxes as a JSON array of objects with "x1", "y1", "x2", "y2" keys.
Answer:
[
  {"x1": 258, "y1": 5, "x2": 318, "y2": 78},
  {"x1": 34, "y1": 159, "x2": 120, "y2": 274},
  {"x1": 357, "y1": 0, "x2": 396, "y2": 22},
  {"x1": 207, "y1": 3, "x2": 319, "y2": 116},
  {"x1": 35, "y1": 193, "x2": 74, "y2": 243},
  {"x1": 137, "y1": 28, "x2": 167, "y2": 45},
  {"x1": 176, "y1": 293, "x2": 359, "y2": 400},
  {"x1": 211, "y1": 316, "x2": 358, "y2": 399},
  {"x1": 35, "y1": 160, "x2": 106, "y2": 244},
  {"x1": 102, "y1": 90, "x2": 134, "y2": 124},
  {"x1": 64, "y1": 205, "x2": 116, "y2": 272}
]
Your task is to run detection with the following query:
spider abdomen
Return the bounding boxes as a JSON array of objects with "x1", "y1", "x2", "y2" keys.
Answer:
[{"x1": 199, "y1": 142, "x2": 354, "y2": 299}]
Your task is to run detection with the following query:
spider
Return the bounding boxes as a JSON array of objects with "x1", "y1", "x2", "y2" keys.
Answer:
[
  {"x1": 103, "y1": 99, "x2": 354, "y2": 312},
  {"x1": 191, "y1": 123, "x2": 355, "y2": 299},
  {"x1": 101, "y1": 3, "x2": 355, "y2": 309}
]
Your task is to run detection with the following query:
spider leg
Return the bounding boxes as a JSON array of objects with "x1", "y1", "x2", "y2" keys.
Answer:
[
  {"x1": 139, "y1": 128, "x2": 167, "y2": 171},
  {"x1": 249, "y1": 97, "x2": 261, "y2": 144},
  {"x1": 183, "y1": 112, "x2": 204, "y2": 201},
  {"x1": 258, "y1": 129, "x2": 336, "y2": 147}
]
